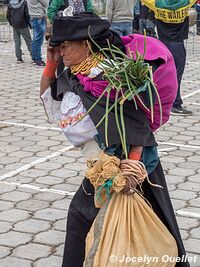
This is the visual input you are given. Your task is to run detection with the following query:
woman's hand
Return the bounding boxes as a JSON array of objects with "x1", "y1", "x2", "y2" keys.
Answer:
[
  {"x1": 47, "y1": 43, "x2": 61, "y2": 62},
  {"x1": 121, "y1": 178, "x2": 137, "y2": 195}
]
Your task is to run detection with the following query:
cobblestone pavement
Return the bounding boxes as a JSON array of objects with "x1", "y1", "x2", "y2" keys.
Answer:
[{"x1": 0, "y1": 28, "x2": 200, "y2": 267}]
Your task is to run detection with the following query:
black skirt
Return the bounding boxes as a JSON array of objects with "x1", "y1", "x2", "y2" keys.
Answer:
[{"x1": 62, "y1": 161, "x2": 190, "y2": 267}]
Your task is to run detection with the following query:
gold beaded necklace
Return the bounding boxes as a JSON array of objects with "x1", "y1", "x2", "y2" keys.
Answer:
[{"x1": 70, "y1": 52, "x2": 105, "y2": 76}]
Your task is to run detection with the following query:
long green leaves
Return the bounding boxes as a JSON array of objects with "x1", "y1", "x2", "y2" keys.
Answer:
[{"x1": 80, "y1": 32, "x2": 162, "y2": 158}]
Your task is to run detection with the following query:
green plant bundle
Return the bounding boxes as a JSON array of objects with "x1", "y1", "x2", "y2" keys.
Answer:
[{"x1": 78, "y1": 34, "x2": 162, "y2": 159}]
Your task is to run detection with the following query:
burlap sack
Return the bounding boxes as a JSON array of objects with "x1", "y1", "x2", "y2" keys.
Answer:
[{"x1": 84, "y1": 192, "x2": 178, "y2": 267}]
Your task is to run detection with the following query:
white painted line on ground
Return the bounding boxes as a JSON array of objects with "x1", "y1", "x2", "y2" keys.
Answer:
[
  {"x1": 0, "y1": 121, "x2": 60, "y2": 131},
  {"x1": 187, "y1": 61, "x2": 200, "y2": 65},
  {"x1": 158, "y1": 142, "x2": 200, "y2": 150},
  {"x1": 158, "y1": 147, "x2": 176, "y2": 156},
  {"x1": 0, "y1": 181, "x2": 75, "y2": 196},
  {"x1": 182, "y1": 80, "x2": 200, "y2": 84},
  {"x1": 175, "y1": 210, "x2": 200, "y2": 220},
  {"x1": 0, "y1": 145, "x2": 74, "y2": 181},
  {"x1": 182, "y1": 89, "x2": 200, "y2": 99},
  {"x1": 1, "y1": 180, "x2": 200, "y2": 219},
  {"x1": 158, "y1": 147, "x2": 176, "y2": 152},
  {"x1": 192, "y1": 102, "x2": 200, "y2": 106}
]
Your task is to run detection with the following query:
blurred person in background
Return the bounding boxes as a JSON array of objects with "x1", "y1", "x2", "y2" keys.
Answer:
[
  {"x1": 196, "y1": 0, "x2": 200, "y2": 35},
  {"x1": 106, "y1": 0, "x2": 136, "y2": 36},
  {"x1": 7, "y1": 0, "x2": 32, "y2": 63},
  {"x1": 142, "y1": 0, "x2": 197, "y2": 115},
  {"x1": 132, "y1": 0, "x2": 141, "y2": 32},
  {"x1": 47, "y1": 0, "x2": 94, "y2": 22},
  {"x1": 27, "y1": 0, "x2": 49, "y2": 66},
  {"x1": 139, "y1": 2, "x2": 156, "y2": 37}
]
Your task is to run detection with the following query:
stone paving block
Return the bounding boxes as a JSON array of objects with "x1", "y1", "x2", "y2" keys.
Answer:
[
  {"x1": 33, "y1": 192, "x2": 65, "y2": 202},
  {"x1": 0, "y1": 208, "x2": 30, "y2": 223},
  {"x1": 55, "y1": 244, "x2": 64, "y2": 256},
  {"x1": 171, "y1": 199, "x2": 188, "y2": 210},
  {"x1": 0, "y1": 200, "x2": 14, "y2": 211},
  {"x1": 189, "y1": 227, "x2": 200, "y2": 239},
  {"x1": 53, "y1": 219, "x2": 66, "y2": 232},
  {"x1": 4, "y1": 162, "x2": 28, "y2": 170},
  {"x1": 33, "y1": 208, "x2": 66, "y2": 221},
  {"x1": 34, "y1": 255, "x2": 63, "y2": 267},
  {"x1": 8, "y1": 151, "x2": 34, "y2": 158},
  {"x1": 50, "y1": 183, "x2": 79, "y2": 192},
  {"x1": 188, "y1": 175, "x2": 200, "y2": 183},
  {"x1": 66, "y1": 175, "x2": 84, "y2": 185},
  {"x1": 189, "y1": 197, "x2": 200, "y2": 208},
  {"x1": 0, "y1": 257, "x2": 32, "y2": 267},
  {"x1": 165, "y1": 175, "x2": 185, "y2": 184},
  {"x1": 0, "y1": 191, "x2": 31, "y2": 202},
  {"x1": 20, "y1": 156, "x2": 43, "y2": 164},
  {"x1": 161, "y1": 156, "x2": 185, "y2": 164},
  {"x1": 180, "y1": 229, "x2": 190, "y2": 240},
  {"x1": 170, "y1": 190, "x2": 197, "y2": 201},
  {"x1": 168, "y1": 168, "x2": 196, "y2": 176},
  {"x1": 172, "y1": 135, "x2": 194, "y2": 142},
  {"x1": 51, "y1": 198, "x2": 71, "y2": 211},
  {"x1": 169, "y1": 150, "x2": 194, "y2": 157},
  {"x1": 159, "y1": 161, "x2": 176, "y2": 171},
  {"x1": 35, "y1": 176, "x2": 65, "y2": 185},
  {"x1": 184, "y1": 238, "x2": 200, "y2": 255},
  {"x1": 36, "y1": 140, "x2": 61, "y2": 147},
  {"x1": 0, "y1": 231, "x2": 32, "y2": 247},
  {"x1": 50, "y1": 169, "x2": 78, "y2": 178},
  {"x1": 22, "y1": 145, "x2": 48, "y2": 153},
  {"x1": 0, "y1": 156, "x2": 19, "y2": 165},
  {"x1": 13, "y1": 243, "x2": 51, "y2": 261},
  {"x1": 178, "y1": 182, "x2": 200, "y2": 192},
  {"x1": 0, "y1": 135, "x2": 22, "y2": 142},
  {"x1": 176, "y1": 216, "x2": 199, "y2": 230},
  {"x1": 62, "y1": 150, "x2": 81, "y2": 158},
  {"x1": 20, "y1": 169, "x2": 49, "y2": 178},
  {"x1": 186, "y1": 253, "x2": 200, "y2": 267},
  {"x1": 51, "y1": 156, "x2": 76, "y2": 164},
  {"x1": 64, "y1": 162, "x2": 86, "y2": 171},
  {"x1": 34, "y1": 230, "x2": 65, "y2": 246},
  {"x1": 14, "y1": 218, "x2": 51, "y2": 234},
  {"x1": 177, "y1": 162, "x2": 200, "y2": 171},
  {"x1": 35, "y1": 162, "x2": 63, "y2": 171},
  {"x1": 0, "y1": 221, "x2": 13, "y2": 233},
  {"x1": 0, "y1": 246, "x2": 11, "y2": 258}
]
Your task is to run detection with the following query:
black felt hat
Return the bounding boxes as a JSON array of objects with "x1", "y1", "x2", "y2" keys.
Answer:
[{"x1": 49, "y1": 12, "x2": 111, "y2": 47}]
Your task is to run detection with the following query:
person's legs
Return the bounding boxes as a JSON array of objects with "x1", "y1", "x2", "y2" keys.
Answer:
[
  {"x1": 167, "y1": 42, "x2": 185, "y2": 108},
  {"x1": 20, "y1": 27, "x2": 32, "y2": 59},
  {"x1": 62, "y1": 178, "x2": 99, "y2": 267},
  {"x1": 197, "y1": 13, "x2": 200, "y2": 34},
  {"x1": 13, "y1": 27, "x2": 22, "y2": 61},
  {"x1": 111, "y1": 21, "x2": 132, "y2": 36},
  {"x1": 30, "y1": 18, "x2": 46, "y2": 64},
  {"x1": 162, "y1": 41, "x2": 192, "y2": 114},
  {"x1": 132, "y1": 14, "x2": 140, "y2": 32}
]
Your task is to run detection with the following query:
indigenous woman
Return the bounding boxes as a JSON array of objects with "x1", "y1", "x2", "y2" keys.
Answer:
[{"x1": 40, "y1": 12, "x2": 190, "y2": 267}]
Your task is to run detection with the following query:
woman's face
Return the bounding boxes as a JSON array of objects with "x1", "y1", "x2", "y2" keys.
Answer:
[{"x1": 60, "y1": 40, "x2": 90, "y2": 67}]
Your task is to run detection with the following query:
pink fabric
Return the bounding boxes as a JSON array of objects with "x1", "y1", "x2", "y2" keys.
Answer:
[
  {"x1": 76, "y1": 34, "x2": 178, "y2": 132},
  {"x1": 121, "y1": 34, "x2": 178, "y2": 131},
  {"x1": 76, "y1": 74, "x2": 116, "y2": 100}
]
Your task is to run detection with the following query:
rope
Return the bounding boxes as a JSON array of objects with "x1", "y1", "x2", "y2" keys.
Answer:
[{"x1": 120, "y1": 159, "x2": 163, "y2": 189}]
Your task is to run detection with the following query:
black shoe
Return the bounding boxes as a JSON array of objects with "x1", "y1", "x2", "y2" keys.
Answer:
[
  {"x1": 171, "y1": 107, "x2": 193, "y2": 116},
  {"x1": 35, "y1": 60, "x2": 46, "y2": 67},
  {"x1": 17, "y1": 59, "x2": 24, "y2": 64}
]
